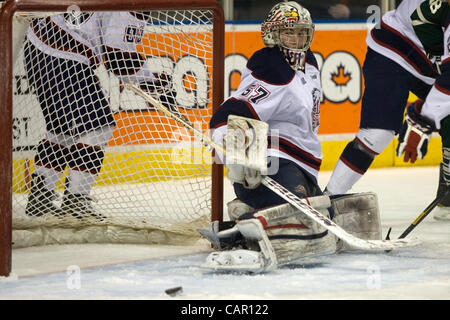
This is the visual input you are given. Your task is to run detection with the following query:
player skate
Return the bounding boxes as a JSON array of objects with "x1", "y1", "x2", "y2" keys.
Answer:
[
  {"x1": 25, "y1": 173, "x2": 62, "y2": 217},
  {"x1": 434, "y1": 162, "x2": 450, "y2": 221},
  {"x1": 61, "y1": 191, "x2": 105, "y2": 221}
]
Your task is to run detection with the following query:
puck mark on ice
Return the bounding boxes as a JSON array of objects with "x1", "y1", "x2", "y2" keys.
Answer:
[{"x1": 165, "y1": 286, "x2": 183, "y2": 296}]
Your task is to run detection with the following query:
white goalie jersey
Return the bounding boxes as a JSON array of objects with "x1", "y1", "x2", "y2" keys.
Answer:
[{"x1": 210, "y1": 46, "x2": 322, "y2": 180}]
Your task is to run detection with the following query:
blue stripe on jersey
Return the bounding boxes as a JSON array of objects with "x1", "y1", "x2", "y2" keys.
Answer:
[
  {"x1": 268, "y1": 230, "x2": 328, "y2": 241},
  {"x1": 209, "y1": 98, "x2": 260, "y2": 129},
  {"x1": 371, "y1": 21, "x2": 439, "y2": 79},
  {"x1": 442, "y1": 58, "x2": 450, "y2": 74},
  {"x1": 246, "y1": 47, "x2": 295, "y2": 85},
  {"x1": 269, "y1": 136, "x2": 322, "y2": 171}
]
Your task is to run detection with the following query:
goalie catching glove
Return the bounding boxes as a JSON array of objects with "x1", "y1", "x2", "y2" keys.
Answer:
[
  {"x1": 397, "y1": 100, "x2": 435, "y2": 163},
  {"x1": 225, "y1": 115, "x2": 268, "y2": 189}
]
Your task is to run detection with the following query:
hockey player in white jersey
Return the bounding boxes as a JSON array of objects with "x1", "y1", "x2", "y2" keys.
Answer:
[
  {"x1": 200, "y1": 2, "x2": 382, "y2": 273},
  {"x1": 24, "y1": 12, "x2": 173, "y2": 219},
  {"x1": 397, "y1": 2, "x2": 450, "y2": 220},
  {"x1": 325, "y1": 1, "x2": 446, "y2": 199}
]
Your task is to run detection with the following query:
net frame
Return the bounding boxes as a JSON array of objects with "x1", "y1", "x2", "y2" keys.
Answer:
[{"x1": 0, "y1": 0, "x2": 224, "y2": 277}]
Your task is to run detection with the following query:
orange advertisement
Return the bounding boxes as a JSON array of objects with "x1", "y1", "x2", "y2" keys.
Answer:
[{"x1": 312, "y1": 29, "x2": 368, "y2": 134}]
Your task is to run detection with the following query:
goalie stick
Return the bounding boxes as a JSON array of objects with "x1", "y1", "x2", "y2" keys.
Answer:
[{"x1": 127, "y1": 83, "x2": 420, "y2": 251}]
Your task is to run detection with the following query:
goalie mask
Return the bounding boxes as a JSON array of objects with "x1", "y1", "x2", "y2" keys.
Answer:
[{"x1": 261, "y1": 1, "x2": 315, "y2": 71}]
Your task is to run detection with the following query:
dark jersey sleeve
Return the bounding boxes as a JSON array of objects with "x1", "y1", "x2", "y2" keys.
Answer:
[{"x1": 411, "y1": 0, "x2": 449, "y2": 56}]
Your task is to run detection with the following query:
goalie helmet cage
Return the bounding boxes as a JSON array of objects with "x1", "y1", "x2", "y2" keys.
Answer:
[{"x1": 0, "y1": 0, "x2": 224, "y2": 276}]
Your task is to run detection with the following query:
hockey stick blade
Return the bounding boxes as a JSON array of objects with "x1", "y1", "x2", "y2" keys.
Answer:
[{"x1": 127, "y1": 84, "x2": 420, "y2": 251}]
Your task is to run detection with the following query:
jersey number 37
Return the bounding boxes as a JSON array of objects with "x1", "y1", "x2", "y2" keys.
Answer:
[{"x1": 241, "y1": 84, "x2": 270, "y2": 104}]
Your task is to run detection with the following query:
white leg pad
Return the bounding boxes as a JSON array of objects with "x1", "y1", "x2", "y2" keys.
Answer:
[
  {"x1": 204, "y1": 196, "x2": 338, "y2": 273},
  {"x1": 227, "y1": 199, "x2": 255, "y2": 220},
  {"x1": 227, "y1": 195, "x2": 331, "y2": 221},
  {"x1": 331, "y1": 192, "x2": 382, "y2": 250},
  {"x1": 252, "y1": 202, "x2": 337, "y2": 266}
]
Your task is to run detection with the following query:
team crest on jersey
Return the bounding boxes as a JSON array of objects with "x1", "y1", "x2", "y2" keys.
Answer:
[{"x1": 311, "y1": 88, "x2": 320, "y2": 130}]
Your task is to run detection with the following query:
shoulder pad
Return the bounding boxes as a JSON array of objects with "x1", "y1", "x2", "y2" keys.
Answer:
[
  {"x1": 305, "y1": 50, "x2": 319, "y2": 70},
  {"x1": 246, "y1": 47, "x2": 295, "y2": 85}
]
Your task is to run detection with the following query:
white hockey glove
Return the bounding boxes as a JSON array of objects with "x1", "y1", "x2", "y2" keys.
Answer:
[
  {"x1": 225, "y1": 115, "x2": 268, "y2": 189},
  {"x1": 138, "y1": 73, "x2": 192, "y2": 125},
  {"x1": 397, "y1": 100, "x2": 435, "y2": 163},
  {"x1": 138, "y1": 72, "x2": 172, "y2": 95}
]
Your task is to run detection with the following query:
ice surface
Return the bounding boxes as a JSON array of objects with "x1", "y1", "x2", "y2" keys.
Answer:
[{"x1": 1, "y1": 167, "x2": 449, "y2": 300}]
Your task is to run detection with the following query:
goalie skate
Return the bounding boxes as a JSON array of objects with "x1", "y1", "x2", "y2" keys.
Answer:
[
  {"x1": 202, "y1": 218, "x2": 278, "y2": 273},
  {"x1": 202, "y1": 250, "x2": 266, "y2": 274}
]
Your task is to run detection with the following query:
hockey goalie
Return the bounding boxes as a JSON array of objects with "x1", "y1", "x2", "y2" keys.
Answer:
[{"x1": 199, "y1": 1, "x2": 383, "y2": 273}]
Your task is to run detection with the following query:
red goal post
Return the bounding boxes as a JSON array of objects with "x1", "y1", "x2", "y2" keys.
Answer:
[{"x1": 0, "y1": 0, "x2": 224, "y2": 277}]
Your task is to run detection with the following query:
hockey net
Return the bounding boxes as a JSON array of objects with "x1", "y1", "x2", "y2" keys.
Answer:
[{"x1": 1, "y1": 0, "x2": 224, "y2": 252}]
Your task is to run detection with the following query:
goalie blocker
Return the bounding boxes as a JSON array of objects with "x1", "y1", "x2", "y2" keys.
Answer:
[{"x1": 199, "y1": 192, "x2": 381, "y2": 273}]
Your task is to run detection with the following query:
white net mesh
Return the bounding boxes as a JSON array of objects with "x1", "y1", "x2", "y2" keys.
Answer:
[{"x1": 11, "y1": 9, "x2": 218, "y2": 247}]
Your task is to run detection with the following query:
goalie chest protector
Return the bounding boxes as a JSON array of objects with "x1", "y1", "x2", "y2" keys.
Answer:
[{"x1": 210, "y1": 46, "x2": 323, "y2": 179}]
